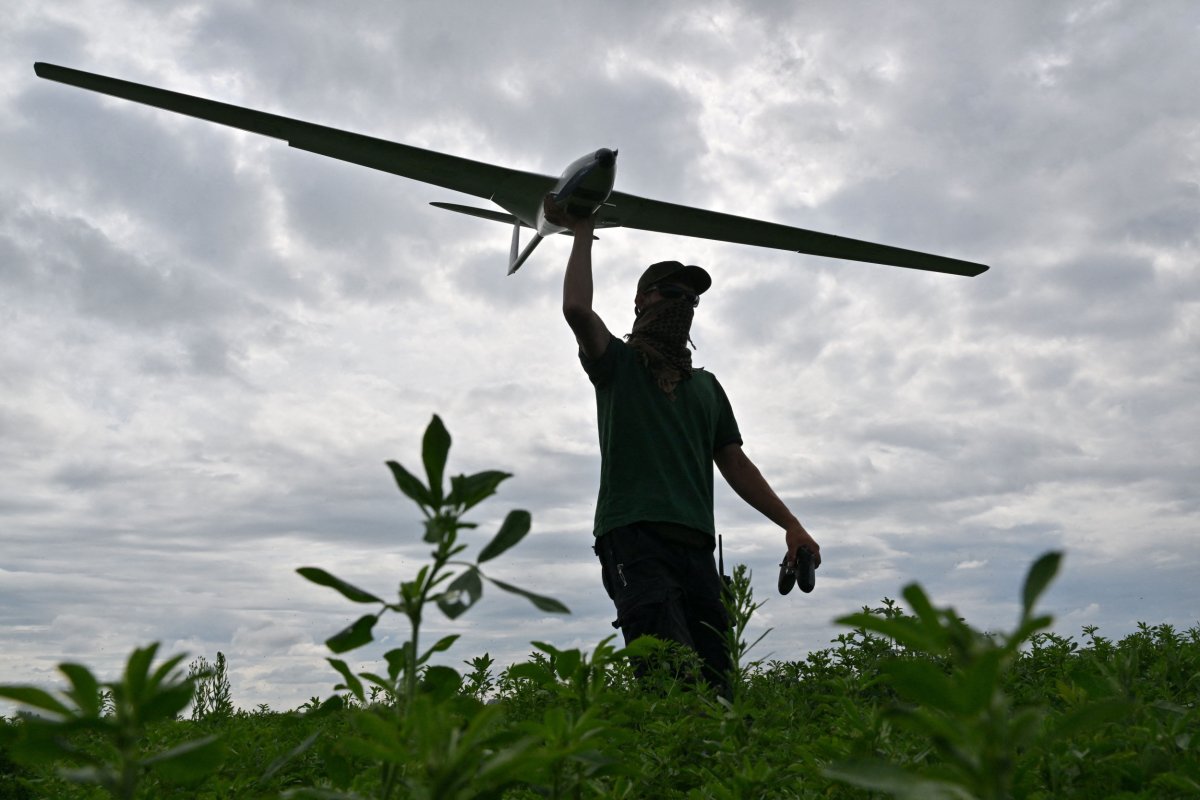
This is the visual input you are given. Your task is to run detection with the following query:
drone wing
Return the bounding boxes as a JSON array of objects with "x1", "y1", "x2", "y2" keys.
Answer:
[
  {"x1": 32, "y1": 62, "x2": 555, "y2": 223},
  {"x1": 599, "y1": 191, "x2": 988, "y2": 277}
]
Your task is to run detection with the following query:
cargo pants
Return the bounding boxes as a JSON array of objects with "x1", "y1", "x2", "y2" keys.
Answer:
[{"x1": 593, "y1": 522, "x2": 731, "y2": 696}]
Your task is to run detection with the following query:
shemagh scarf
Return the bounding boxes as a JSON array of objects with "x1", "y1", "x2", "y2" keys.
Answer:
[{"x1": 625, "y1": 297, "x2": 696, "y2": 399}]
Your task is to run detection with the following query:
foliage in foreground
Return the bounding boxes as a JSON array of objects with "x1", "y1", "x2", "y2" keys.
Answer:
[{"x1": 2, "y1": 416, "x2": 1197, "y2": 799}]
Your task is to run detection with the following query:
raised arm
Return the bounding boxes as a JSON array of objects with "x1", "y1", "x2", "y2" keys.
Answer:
[
  {"x1": 714, "y1": 442, "x2": 821, "y2": 567},
  {"x1": 556, "y1": 203, "x2": 611, "y2": 360}
]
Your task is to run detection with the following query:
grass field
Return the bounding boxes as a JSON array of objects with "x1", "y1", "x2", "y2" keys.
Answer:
[
  {"x1": 3, "y1": 609, "x2": 1197, "y2": 799},
  {"x1": 4, "y1": 418, "x2": 1196, "y2": 799}
]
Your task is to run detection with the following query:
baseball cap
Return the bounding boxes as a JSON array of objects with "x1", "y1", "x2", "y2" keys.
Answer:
[{"x1": 637, "y1": 261, "x2": 712, "y2": 295}]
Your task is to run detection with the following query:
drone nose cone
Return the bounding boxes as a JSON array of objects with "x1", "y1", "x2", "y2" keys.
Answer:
[{"x1": 595, "y1": 148, "x2": 617, "y2": 168}]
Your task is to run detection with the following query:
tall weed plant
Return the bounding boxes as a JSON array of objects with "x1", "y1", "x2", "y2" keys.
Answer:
[{"x1": 288, "y1": 414, "x2": 574, "y2": 799}]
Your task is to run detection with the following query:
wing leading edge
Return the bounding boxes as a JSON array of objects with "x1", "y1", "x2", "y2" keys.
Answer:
[
  {"x1": 602, "y1": 191, "x2": 988, "y2": 276},
  {"x1": 33, "y1": 62, "x2": 988, "y2": 277}
]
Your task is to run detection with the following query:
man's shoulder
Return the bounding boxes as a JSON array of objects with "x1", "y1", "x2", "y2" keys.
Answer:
[
  {"x1": 684, "y1": 366, "x2": 735, "y2": 408},
  {"x1": 579, "y1": 334, "x2": 630, "y2": 385},
  {"x1": 689, "y1": 366, "x2": 722, "y2": 387}
]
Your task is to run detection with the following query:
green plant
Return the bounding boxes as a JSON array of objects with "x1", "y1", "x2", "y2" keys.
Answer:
[
  {"x1": 0, "y1": 643, "x2": 222, "y2": 799},
  {"x1": 502, "y1": 636, "x2": 651, "y2": 797},
  {"x1": 462, "y1": 653, "x2": 497, "y2": 702},
  {"x1": 188, "y1": 651, "x2": 233, "y2": 721},
  {"x1": 718, "y1": 563, "x2": 771, "y2": 704},
  {"x1": 4, "y1": 610, "x2": 1197, "y2": 797},
  {"x1": 298, "y1": 415, "x2": 567, "y2": 709},
  {"x1": 824, "y1": 552, "x2": 1130, "y2": 800},
  {"x1": 290, "y1": 414, "x2": 570, "y2": 799}
]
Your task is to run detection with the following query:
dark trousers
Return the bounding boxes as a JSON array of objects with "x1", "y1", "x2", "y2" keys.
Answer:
[{"x1": 594, "y1": 523, "x2": 731, "y2": 695}]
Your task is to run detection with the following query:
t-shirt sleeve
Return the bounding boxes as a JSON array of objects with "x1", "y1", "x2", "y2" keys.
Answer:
[
  {"x1": 711, "y1": 375, "x2": 743, "y2": 451},
  {"x1": 579, "y1": 334, "x2": 622, "y2": 387}
]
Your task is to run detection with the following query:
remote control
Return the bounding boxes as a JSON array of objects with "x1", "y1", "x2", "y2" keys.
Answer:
[{"x1": 777, "y1": 549, "x2": 816, "y2": 595}]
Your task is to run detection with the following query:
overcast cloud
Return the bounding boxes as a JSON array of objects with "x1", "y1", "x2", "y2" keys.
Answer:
[{"x1": 2, "y1": 0, "x2": 1197, "y2": 712}]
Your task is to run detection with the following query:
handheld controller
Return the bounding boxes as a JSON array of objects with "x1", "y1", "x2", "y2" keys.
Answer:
[{"x1": 777, "y1": 548, "x2": 816, "y2": 595}]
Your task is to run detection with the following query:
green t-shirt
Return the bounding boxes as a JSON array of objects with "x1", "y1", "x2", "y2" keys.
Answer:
[{"x1": 580, "y1": 335, "x2": 742, "y2": 540}]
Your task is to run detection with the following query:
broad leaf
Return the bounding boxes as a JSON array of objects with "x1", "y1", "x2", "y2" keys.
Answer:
[
  {"x1": 297, "y1": 567, "x2": 383, "y2": 604},
  {"x1": 418, "y1": 634, "x2": 461, "y2": 667},
  {"x1": 422, "y1": 415, "x2": 451, "y2": 505},
  {"x1": 123, "y1": 643, "x2": 160, "y2": 700},
  {"x1": 486, "y1": 576, "x2": 569, "y2": 614},
  {"x1": 325, "y1": 614, "x2": 378, "y2": 654},
  {"x1": 385, "y1": 646, "x2": 410, "y2": 682},
  {"x1": 386, "y1": 460, "x2": 432, "y2": 508},
  {"x1": 883, "y1": 659, "x2": 960, "y2": 713},
  {"x1": 836, "y1": 612, "x2": 943, "y2": 655},
  {"x1": 58, "y1": 663, "x2": 100, "y2": 717},
  {"x1": 141, "y1": 680, "x2": 197, "y2": 722},
  {"x1": 505, "y1": 662, "x2": 554, "y2": 686},
  {"x1": 531, "y1": 640, "x2": 562, "y2": 658},
  {"x1": 421, "y1": 665, "x2": 462, "y2": 700},
  {"x1": 1021, "y1": 551, "x2": 1063, "y2": 620},
  {"x1": 148, "y1": 653, "x2": 189, "y2": 694},
  {"x1": 1009, "y1": 614, "x2": 1056, "y2": 651},
  {"x1": 900, "y1": 583, "x2": 942, "y2": 630},
  {"x1": 358, "y1": 672, "x2": 400, "y2": 702},
  {"x1": 448, "y1": 470, "x2": 511, "y2": 511},
  {"x1": 530, "y1": 640, "x2": 585, "y2": 681},
  {"x1": 477, "y1": 510, "x2": 531, "y2": 563},
  {"x1": 617, "y1": 636, "x2": 668, "y2": 661},
  {"x1": 326, "y1": 658, "x2": 364, "y2": 702},
  {"x1": 436, "y1": 569, "x2": 483, "y2": 619},
  {"x1": 0, "y1": 686, "x2": 72, "y2": 717}
]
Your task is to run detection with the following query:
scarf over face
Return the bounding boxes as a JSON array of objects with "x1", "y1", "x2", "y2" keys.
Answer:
[{"x1": 624, "y1": 296, "x2": 696, "y2": 399}]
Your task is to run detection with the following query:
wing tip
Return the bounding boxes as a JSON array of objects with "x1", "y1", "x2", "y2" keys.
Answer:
[{"x1": 793, "y1": 248, "x2": 991, "y2": 278}]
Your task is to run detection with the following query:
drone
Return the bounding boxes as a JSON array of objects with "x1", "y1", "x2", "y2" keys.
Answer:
[{"x1": 34, "y1": 63, "x2": 988, "y2": 279}]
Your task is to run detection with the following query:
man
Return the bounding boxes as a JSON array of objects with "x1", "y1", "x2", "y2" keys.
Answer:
[{"x1": 557, "y1": 206, "x2": 820, "y2": 692}]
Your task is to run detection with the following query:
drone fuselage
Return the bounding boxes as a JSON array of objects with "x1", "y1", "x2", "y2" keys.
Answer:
[{"x1": 535, "y1": 148, "x2": 617, "y2": 237}]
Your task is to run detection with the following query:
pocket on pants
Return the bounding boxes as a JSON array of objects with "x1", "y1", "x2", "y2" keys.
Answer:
[{"x1": 607, "y1": 548, "x2": 678, "y2": 634}]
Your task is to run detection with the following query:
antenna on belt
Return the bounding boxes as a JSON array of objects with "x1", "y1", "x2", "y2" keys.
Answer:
[{"x1": 719, "y1": 534, "x2": 731, "y2": 590}]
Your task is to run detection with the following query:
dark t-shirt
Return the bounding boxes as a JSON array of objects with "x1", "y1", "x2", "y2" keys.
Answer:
[{"x1": 580, "y1": 335, "x2": 742, "y2": 541}]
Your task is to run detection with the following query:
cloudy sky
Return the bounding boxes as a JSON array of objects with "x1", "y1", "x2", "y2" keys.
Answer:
[{"x1": 2, "y1": 1, "x2": 1197, "y2": 713}]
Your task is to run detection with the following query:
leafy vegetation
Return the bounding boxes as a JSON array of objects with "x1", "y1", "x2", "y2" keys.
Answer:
[
  {"x1": 2, "y1": 416, "x2": 1197, "y2": 798},
  {"x1": 188, "y1": 654, "x2": 233, "y2": 723}
]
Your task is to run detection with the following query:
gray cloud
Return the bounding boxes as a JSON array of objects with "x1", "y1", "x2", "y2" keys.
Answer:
[{"x1": 2, "y1": 0, "x2": 1197, "y2": 715}]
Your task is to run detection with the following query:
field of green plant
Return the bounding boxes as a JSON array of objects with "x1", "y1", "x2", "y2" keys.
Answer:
[{"x1": 3, "y1": 417, "x2": 1197, "y2": 799}]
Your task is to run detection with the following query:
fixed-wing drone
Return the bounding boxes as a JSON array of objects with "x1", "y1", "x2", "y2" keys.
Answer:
[{"x1": 34, "y1": 63, "x2": 988, "y2": 278}]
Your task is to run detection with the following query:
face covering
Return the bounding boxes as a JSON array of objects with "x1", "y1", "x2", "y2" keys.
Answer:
[{"x1": 625, "y1": 296, "x2": 696, "y2": 399}]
